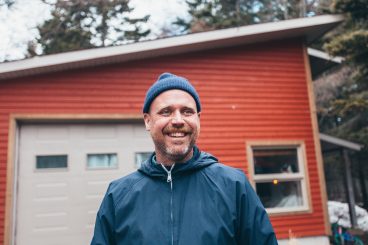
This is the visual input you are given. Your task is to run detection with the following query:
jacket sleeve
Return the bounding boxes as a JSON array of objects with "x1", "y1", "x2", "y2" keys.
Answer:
[
  {"x1": 236, "y1": 173, "x2": 278, "y2": 245},
  {"x1": 90, "y1": 184, "x2": 116, "y2": 245}
]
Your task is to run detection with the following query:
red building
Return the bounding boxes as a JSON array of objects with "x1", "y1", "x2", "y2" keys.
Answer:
[{"x1": 0, "y1": 15, "x2": 343, "y2": 245}]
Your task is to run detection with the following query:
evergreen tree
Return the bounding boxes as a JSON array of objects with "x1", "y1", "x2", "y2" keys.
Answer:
[
  {"x1": 174, "y1": 0, "x2": 260, "y2": 33},
  {"x1": 30, "y1": 0, "x2": 150, "y2": 55},
  {"x1": 319, "y1": 0, "x2": 368, "y2": 151},
  {"x1": 0, "y1": 0, "x2": 15, "y2": 7},
  {"x1": 174, "y1": 0, "x2": 326, "y2": 33},
  {"x1": 259, "y1": 0, "x2": 329, "y2": 21}
]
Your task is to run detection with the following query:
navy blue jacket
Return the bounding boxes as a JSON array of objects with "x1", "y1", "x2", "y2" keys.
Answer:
[{"x1": 91, "y1": 147, "x2": 278, "y2": 245}]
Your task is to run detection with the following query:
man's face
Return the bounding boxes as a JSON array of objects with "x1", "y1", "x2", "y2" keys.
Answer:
[{"x1": 143, "y1": 89, "x2": 200, "y2": 165}]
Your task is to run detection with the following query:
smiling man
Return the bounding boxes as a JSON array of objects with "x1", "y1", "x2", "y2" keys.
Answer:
[{"x1": 91, "y1": 73, "x2": 278, "y2": 245}]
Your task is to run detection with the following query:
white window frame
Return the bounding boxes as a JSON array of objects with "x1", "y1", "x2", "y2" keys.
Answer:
[{"x1": 247, "y1": 141, "x2": 311, "y2": 215}]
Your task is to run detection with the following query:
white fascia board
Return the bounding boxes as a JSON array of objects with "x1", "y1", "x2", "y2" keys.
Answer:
[
  {"x1": 320, "y1": 133, "x2": 363, "y2": 151},
  {"x1": 307, "y1": 47, "x2": 344, "y2": 63},
  {"x1": 0, "y1": 14, "x2": 344, "y2": 80}
]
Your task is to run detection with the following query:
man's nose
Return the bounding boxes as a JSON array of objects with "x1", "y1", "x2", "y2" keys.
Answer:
[{"x1": 171, "y1": 111, "x2": 184, "y2": 127}]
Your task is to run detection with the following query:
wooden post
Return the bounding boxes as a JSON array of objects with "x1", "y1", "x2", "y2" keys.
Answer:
[
  {"x1": 342, "y1": 149, "x2": 358, "y2": 228},
  {"x1": 358, "y1": 155, "x2": 368, "y2": 210}
]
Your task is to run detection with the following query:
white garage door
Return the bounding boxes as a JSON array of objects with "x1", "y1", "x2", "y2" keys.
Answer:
[{"x1": 16, "y1": 123, "x2": 154, "y2": 245}]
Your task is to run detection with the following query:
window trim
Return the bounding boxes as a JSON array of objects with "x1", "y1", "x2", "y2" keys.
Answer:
[{"x1": 246, "y1": 140, "x2": 312, "y2": 215}]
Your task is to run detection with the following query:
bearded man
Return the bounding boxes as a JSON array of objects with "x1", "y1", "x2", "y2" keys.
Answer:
[{"x1": 91, "y1": 73, "x2": 278, "y2": 245}]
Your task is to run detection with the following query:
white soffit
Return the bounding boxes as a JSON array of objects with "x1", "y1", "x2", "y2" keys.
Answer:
[
  {"x1": 0, "y1": 14, "x2": 343, "y2": 80},
  {"x1": 307, "y1": 48, "x2": 344, "y2": 63},
  {"x1": 320, "y1": 133, "x2": 363, "y2": 151}
]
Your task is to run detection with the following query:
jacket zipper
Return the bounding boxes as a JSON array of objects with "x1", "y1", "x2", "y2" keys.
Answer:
[{"x1": 160, "y1": 163, "x2": 175, "y2": 245}]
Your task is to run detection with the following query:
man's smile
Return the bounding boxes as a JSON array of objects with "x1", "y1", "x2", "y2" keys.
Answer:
[{"x1": 168, "y1": 132, "x2": 187, "y2": 137}]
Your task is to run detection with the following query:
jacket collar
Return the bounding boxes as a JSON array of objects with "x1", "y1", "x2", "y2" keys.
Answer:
[{"x1": 138, "y1": 146, "x2": 217, "y2": 179}]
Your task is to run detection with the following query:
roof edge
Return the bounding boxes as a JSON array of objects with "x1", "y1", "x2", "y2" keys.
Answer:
[{"x1": 0, "y1": 14, "x2": 344, "y2": 80}]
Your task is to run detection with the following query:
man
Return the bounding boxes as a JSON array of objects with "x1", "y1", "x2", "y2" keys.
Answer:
[{"x1": 91, "y1": 73, "x2": 278, "y2": 245}]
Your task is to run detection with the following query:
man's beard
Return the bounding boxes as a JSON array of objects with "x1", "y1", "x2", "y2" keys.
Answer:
[
  {"x1": 152, "y1": 128, "x2": 197, "y2": 163},
  {"x1": 162, "y1": 139, "x2": 194, "y2": 162}
]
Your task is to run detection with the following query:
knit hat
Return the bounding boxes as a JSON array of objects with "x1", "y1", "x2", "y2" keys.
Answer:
[{"x1": 143, "y1": 73, "x2": 201, "y2": 113}]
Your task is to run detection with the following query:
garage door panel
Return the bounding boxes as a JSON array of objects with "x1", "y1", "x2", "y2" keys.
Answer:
[
  {"x1": 85, "y1": 179, "x2": 111, "y2": 196},
  {"x1": 36, "y1": 125, "x2": 70, "y2": 140},
  {"x1": 86, "y1": 209, "x2": 98, "y2": 226},
  {"x1": 22, "y1": 234, "x2": 79, "y2": 245},
  {"x1": 16, "y1": 123, "x2": 153, "y2": 245},
  {"x1": 34, "y1": 181, "x2": 68, "y2": 198},
  {"x1": 85, "y1": 125, "x2": 118, "y2": 139},
  {"x1": 33, "y1": 212, "x2": 68, "y2": 230}
]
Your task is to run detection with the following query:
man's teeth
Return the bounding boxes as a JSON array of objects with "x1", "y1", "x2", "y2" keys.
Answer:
[{"x1": 169, "y1": 132, "x2": 185, "y2": 137}]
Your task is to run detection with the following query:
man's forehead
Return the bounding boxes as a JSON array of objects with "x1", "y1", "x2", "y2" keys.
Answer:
[{"x1": 151, "y1": 89, "x2": 197, "y2": 109}]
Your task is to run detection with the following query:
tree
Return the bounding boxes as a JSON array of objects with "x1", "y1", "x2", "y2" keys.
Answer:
[
  {"x1": 315, "y1": 0, "x2": 368, "y2": 209},
  {"x1": 325, "y1": 0, "x2": 368, "y2": 89},
  {"x1": 320, "y1": 0, "x2": 368, "y2": 150},
  {"x1": 174, "y1": 0, "x2": 267, "y2": 33},
  {"x1": 314, "y1": 0, "x2": 368, "y2": 200},
  {"x1": 259, "y1": 0, "x2": 331, "y2": 21},
  {"x1": 29, "y1": 0, "x2": 150, "y2": 55},
  {"x1": 174, "y1": 0, "x2": 328, "y2": 33},
  {"x1": 0, "y1": 0, "x2": 15, "y2": 7}
]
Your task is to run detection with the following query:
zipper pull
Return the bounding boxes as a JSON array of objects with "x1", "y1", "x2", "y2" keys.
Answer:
[
  {"x1": 167, "y1": 171, "x2": 172, "y2": 183},
  {"x1": 160, "y1": 163, "x2": 175, "y2": 183}
]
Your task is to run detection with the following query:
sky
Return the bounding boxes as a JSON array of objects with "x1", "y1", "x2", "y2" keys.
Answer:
[{"x1": 0, "y1": 0, "x2": 189, "y2": 62}]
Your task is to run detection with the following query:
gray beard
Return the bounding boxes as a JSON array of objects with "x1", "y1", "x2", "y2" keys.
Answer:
[{"x1": 155, "y1": 139, "x2": 195, "y2": 163}]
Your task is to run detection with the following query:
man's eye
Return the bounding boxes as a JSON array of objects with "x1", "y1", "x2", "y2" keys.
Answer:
[
  {"x1": 159, "y1": 109, "x2": 171, "y2": 116},
  {"x1": 182, "y1": 109, "x2": 194, "y2": 116}
]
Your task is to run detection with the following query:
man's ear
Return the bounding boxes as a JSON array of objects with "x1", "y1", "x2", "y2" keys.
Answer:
[
  {"x1": 143, "y1": 113, "x2": 151, "y2": 131},
  {"x1": 197, "y1": 112, "x2": 201, "y2": 118}
]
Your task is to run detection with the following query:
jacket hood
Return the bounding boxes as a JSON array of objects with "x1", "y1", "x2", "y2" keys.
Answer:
[{"x1": 138, "y1": 146, "x2": 218, "y2": 179}]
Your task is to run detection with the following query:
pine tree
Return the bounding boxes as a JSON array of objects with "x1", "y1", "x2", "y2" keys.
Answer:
[
  {"x1": 30, "y1": 0, "x2": 150, "y2": 55},
  {"x1": 0, "y1": 0, "x2": 15, "y2": 7},
  {"x1": 174, "y1": 0, "x2": 326, "y2": 33},
  {"x1": 174, "y1": 0, "x2": 259, "y2": 33},
  {"x1": 319, "y1": 0, "x2": 368, "y2": 151}
]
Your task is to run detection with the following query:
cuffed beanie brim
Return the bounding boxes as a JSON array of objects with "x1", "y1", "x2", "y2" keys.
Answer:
[{"x1": 143, "y1": 73, "x2": 201, "y2": 113}]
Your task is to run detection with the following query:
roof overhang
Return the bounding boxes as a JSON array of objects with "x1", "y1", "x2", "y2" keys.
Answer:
[
  {"x1": 307, "y1": 48, "x2": 344, "y2": 79},
  {"x1": 0, "y1": 14, "x2": 344, "y2": 80},
  {"x1": 320, "y1": 133, "x2": 363, "y2": 152}
]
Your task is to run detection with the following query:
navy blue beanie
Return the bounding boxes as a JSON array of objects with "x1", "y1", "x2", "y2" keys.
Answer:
[{"x1": 143, "y1": 73, "x2": 201, "y2": 113}]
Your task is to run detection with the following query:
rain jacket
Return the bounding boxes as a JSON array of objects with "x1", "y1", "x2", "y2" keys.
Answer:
[{"x1": 91, "y1": 147, "x2": 278, "y2": 245}]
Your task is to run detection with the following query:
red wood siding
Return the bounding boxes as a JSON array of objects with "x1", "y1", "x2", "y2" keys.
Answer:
[{"x1": 0, "y1": 39, "x2": 326, "y2": 241}]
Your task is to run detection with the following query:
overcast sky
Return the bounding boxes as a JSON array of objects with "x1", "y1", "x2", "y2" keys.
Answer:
[{"x1": 0, "y1": 0, "x2": 189, "y2": 62}]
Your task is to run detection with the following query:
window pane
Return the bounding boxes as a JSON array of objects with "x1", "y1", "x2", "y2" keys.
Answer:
[
  {"x1": 87, "y1": 153, "x2": 117, "y2": 169},
  {"x1": 36, "y1": 155, "x2": 67, "y2": 169},
  {"x1": 253, "y1": 148, "x2": 299, "y2": 174},
  {"x1": 135, "y1": 152, "x2": 152, "y2": 168},
  {"x1": 256, "y1": 181, "x2": 303, "y2": 208}
]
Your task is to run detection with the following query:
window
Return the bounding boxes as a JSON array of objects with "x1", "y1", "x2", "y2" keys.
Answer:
[
  {"x1": 36, "y1": 155, "x2": 68, "y2": 169},
  {"x1": 87, "y1": 153, "x2": 118, "y2": 169},
  {"x1": 247, "y1": 141, "x2": 310, "y2": 214},
  {"x1": 135, "y1": 152, "x2": 152, "y2": 168}
]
